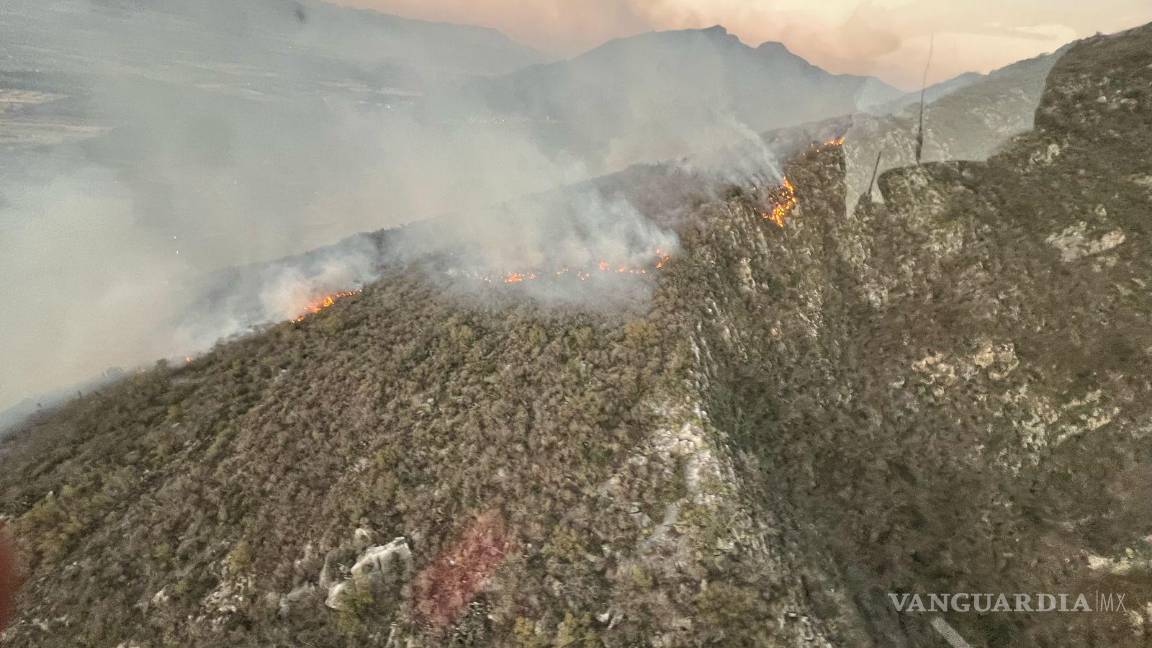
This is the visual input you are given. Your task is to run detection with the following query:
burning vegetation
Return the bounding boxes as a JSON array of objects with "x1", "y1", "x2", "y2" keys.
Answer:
[
  {"x1": 435, "y1": 248, "x2": 674, "y2": 287},
  {"x1": 759, "y1": 136, "x2": 839, "y2": 227},
  {"x1": 294, "y1": 290, "x2": 361, "y2": 322},
  {"x1": 493, "y1": 248, "x2": 673, "y2": 285},
  {"x1": 764, "y1": 177, "x2": 798, "y2": 227},
  {"x1": 283, "y1": 172, "x2": 802, "y2": 318}
]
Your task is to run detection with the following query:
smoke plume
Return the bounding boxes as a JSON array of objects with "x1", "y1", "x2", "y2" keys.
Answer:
[{"x1": 0, "y1": 0, "x2": 795, "y2": 415}]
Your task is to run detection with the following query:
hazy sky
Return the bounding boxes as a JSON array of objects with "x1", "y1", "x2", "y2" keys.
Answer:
[{"x1": 333, "y1": 0, "x2": 1152, "y2": 88}]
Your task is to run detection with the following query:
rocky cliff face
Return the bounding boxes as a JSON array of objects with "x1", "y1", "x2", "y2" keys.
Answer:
[
  {"x1": 704, "y1": 23, "x2": 1152, "y2": 647},
  {"x1": 1, "y1": 22, "x2": 1150, "y2": 648},
  {"x1": 762, "y1": 48, "x2": 1065, "y2": 218}
]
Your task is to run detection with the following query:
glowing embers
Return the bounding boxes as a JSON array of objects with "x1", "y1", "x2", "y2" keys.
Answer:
[
  {"x1": 759, "y1": 135, "x2": 836, "y2": 228},
  {"x1": 490, "y1": 248, "x2": 673, "y2": 285},
  {"x1": 764, "y1": 177, "x2": 798, "y2": 228},
  {"x1": 502, "y1": 271, "x2": 537, "y2": 284},
  {"x1": 293, "y1": 289, "x2": 360, "y2": 321}
]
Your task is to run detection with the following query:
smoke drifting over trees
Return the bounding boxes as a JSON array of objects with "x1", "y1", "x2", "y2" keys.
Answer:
[
  {"x1": 0, "y1": 0, "x2": 1046, "y2": 416},
  {"x1": 1, "y1": 0, "x2": 565, "y2": 411}
]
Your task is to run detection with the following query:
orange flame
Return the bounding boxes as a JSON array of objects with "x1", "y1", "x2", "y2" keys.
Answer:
[
  {"x1": 294, "y1": 289, "x2": 359, "y2": 321},
  {"x1": 654, "y1": 247, "x2": 671, "y2": 269},
  {"x1": 764, "y1": 177, "x2": 797, "y2": 228},
  {"x1": 823, "y1": 135, "x2": 846, "y2": 147},
  {"x1": 489, "y1": 248, "x2": 671, "y2": 286},
  {"x1": 503, "y1": 272, "x2": 537, "y2": 284}
]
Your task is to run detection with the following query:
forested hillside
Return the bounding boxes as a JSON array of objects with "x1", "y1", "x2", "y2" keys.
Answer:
[{"x1": 1, "y1": 21, "x2": 1151, "y2": 648}]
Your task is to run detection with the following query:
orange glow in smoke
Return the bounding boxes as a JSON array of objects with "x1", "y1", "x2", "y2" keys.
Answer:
[
  {"x1": 294, "y1": 290, "x2": 360, "y2": 321},
  {"x1": 483, "y1": 248, "x2": 673, "y2": 286}
]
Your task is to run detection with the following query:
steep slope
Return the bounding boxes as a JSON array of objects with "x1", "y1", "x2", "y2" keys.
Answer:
[
  {"x1": 872, "y1": 47, "x2": 1065, "y2": 116},
  {"x1": 760, "y1": 46, "x2": 1068, "y2": 216},
  {"x1": 0, "y1": 0, "x2": 547, "y2": 413},
  {"x1": 841, "y1": 47, "x2": 1067, "y2": 212},
  {"x1": 2, "y1": 20, "x2": 1152, "y2": 648},
  {"x1": 0, "y1": 144, "x2": 859, "y2": 646},
  {"x1": 743, "y1": 23, "x2": 1152, "y2": 646},
  {"x1": 433, "y1": 26, "x2": 900, "y2": 174},
  {"x1": 165, "y1": 35, "x2": 1075, "y2": 416}
]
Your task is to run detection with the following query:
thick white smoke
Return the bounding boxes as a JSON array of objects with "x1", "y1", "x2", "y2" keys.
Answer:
[
  {"x1": 0, "y1": 1, "x2": 802, "y2": 416},
  {"x1": 0, "y1": 0, "x2": 581, "y2": 412}
]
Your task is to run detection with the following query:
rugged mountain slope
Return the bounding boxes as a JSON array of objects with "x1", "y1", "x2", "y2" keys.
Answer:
[
  {"x1": 2, "y1": 20, "x2": 1152, "y2": 648},
  {"x1": 763, "y1": 47, "x2": 1067, "y2": 216},
  {"x1": 0, "y1": 0, "x2": 545, "y2": 411},
  {"x1": 434, "y1": 26, "x2": 900, "y2": 174},
  {"x1": 724, "y1": 23, "x2": 1152, "y2": 647},
  {"x1": 846, "y1": 48, "x2": 1067, "y2": 212},
  {"x1": 872, "y1": 48, "x2": 1064, "y2": 116},
  {"x1": 169, "y1": 39, "x2": 1073, "y2": 410},
  {"x1": 0, "y1": 145, "x2": 860, "y2": 647}
]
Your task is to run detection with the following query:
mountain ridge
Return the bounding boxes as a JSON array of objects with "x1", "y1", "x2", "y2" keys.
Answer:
[
  {"x1": 434, "y1": 25, "x2": 902, "y2": 174},
  {"x1": 2, "y1": 20, "x2": 1151, "y2": 647}
]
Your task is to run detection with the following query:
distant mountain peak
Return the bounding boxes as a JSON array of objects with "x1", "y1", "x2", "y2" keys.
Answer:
[
  {"x1": 455, "y1": 20, "x2": 903, "y2": 172},
  {"x1": 617, "y1": 24, "x2": 742, "y2": 48},
  {"x1": 756, "y1": 40, "x2": 793, "y2": 55},
  {"x1": 646, "y1": 24, "x2": 738, "y2": 44}
]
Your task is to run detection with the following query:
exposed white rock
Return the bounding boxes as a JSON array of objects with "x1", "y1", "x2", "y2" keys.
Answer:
[
  {"x1": 201, "y1": 576, "x2": 253, "y2": 626},
  {"x1": 324, "y1": 537, "x2": 412, "y2": 611},
  {"x1": 1046, "y1": 221, "x2": 1126, "y2": 262},
  {"x1": 324, "y1": 581, "x2": 356, "y2": 612},
  {"x1": 1086, "y1": 549, "x2": 1152, "y2": 576},
  {"x1": 353, "y1": 527, "x2": 375, "y2": 548},
  {"x1": 350, "y1": 538, "x2": 412, "y2": 587},
  {"x1": 278, "y1": 583, "x2": 316, "y2": 619},
  {"x1": 1030, "y1": 141, "x2": 1063, "y2": 166}
]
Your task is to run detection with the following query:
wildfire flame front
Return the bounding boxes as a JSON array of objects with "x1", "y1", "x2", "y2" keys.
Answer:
[
  {"x1": 294, "y1": 290, "x2": 360, "y2": 322},
  {"x1": 765, "y1": 177, "x2": 798, "y2": 228}
]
